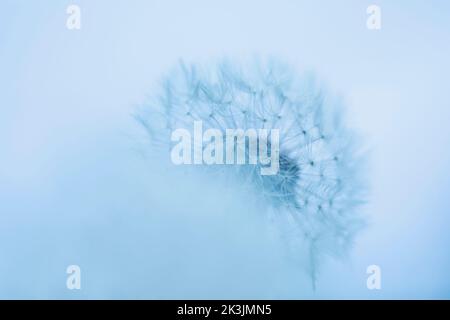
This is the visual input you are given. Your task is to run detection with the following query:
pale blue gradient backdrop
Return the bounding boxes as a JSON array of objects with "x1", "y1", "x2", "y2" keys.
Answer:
[{"x1": 1, "y1": 0, "x2": 450, "y2": 298}]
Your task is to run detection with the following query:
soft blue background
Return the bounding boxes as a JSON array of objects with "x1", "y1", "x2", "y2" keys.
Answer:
[{"x1": 1, "y1": 0, "x2": 449, "y2": 298}]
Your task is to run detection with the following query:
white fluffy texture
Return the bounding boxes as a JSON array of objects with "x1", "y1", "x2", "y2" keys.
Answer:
[{"x1": 137, "y1": 60, "x2": 367, "y2": 285}]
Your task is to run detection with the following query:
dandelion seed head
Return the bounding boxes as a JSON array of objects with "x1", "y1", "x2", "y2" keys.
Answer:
[{"x1": 136, "y1": 58, "x2": 368, "y2": 286}]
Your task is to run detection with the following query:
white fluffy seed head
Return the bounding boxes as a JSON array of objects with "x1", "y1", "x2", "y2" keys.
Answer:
[{"x1": 136, "y1": 59, "x2": 368, "y2": 285}]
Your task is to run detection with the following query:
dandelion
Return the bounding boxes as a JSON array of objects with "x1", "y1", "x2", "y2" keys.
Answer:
[{"x1": 136, "y1": 59, "x2": 367, "y2": 288}]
